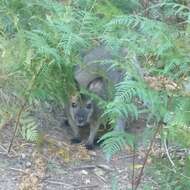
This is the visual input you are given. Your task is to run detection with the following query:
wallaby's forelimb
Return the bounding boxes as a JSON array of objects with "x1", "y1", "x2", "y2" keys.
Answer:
[
  {"x1": 85, "y1": 122, "x2": 100, "y2": 149},
  {"x1": 67, "y1": 116, "x2": 81, "y2": 143}
]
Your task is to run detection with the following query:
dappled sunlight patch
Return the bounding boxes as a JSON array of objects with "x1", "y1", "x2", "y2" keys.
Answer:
[{"x1": 37, "y1": 134, "x2": 93, "y2": 163}]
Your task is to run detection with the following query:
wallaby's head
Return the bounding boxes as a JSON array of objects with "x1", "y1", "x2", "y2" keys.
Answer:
[
  {"x1": 69, "y1": 94, "x2": 94, "y2": 127},
  {"x1": 69, "y1": 77, "x2": 104, "y2": 127}
]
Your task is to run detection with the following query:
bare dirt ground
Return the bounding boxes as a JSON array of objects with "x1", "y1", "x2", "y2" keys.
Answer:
[{"x1": 0, "y1": 107, "x2": 155, "y2": 190}]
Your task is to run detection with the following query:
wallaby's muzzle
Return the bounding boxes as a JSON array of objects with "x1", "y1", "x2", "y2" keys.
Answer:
[{"x1": 75, "y1": 110, "x2": 89, "y2": 127}]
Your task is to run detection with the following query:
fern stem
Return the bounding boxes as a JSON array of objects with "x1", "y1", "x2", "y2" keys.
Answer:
[
  {"x1": 7, "y1": 60, "x2": 47, "y2": 153},
  {"x1": 8, "y1": 101, "x2": 27, "y2": 153},
  {"x1": 134, "y1": 122, "x2": 163, "y2": 190},
  {"x1": 132, "y1": 142, "x2": 136, "y2": 190},
  {"x1": 79, "y1": 0, "x2": 97, "y2": 34}
]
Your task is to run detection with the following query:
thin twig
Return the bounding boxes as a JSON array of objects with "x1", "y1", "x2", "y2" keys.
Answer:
[
  {"x1": 0, "y1": 144, "x2": 7, "y2": 152},
  {"x1": 74, "y1": 184, "x2": 99, "y2": 189},
  {"x1": 93, "y1": 172, "x2": 107, "y2": 183},
  {"x1": 9, "y1": 167, "x2": 27, "y2": 174},
  {"x1": 45, "y1": 180, "x2": 73, "y2": 188},
  {"x1": 71, "y1": 165, "x2": 96, "y2": 171},
  {"x1": 164, "y1": 137, "x2": 176, "y2": 172},
  {"x1": 97, "y1": 164, "x2": 114, "y2": 172},
  {"x1": 0, "y1": 151, "x2": 7, "y2": 155},
  {"x1": 0, "y1": 166, "x2": 26, "y2": 174},
  {"x1": 45, "y1": 180, "x2": 99, "y2": 189},
  {"x1": 116, "y1": 154, "x2": 138, "y2": 160},
  {"x1": 0, "y1": 151, "x2": 18, "y2": 158},
  {"x1": 132, "y1": 143, "x2": 136, "y2": 190},
  {"x1": 134, "y1": 123, "x2": 163, "y2": 190},
  {"x1": 162, "y1": 164, "x2": 190, "y2": 180}
]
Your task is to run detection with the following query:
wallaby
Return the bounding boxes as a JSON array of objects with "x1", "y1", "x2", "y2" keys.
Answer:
[{"x1": 65, "y1": 46, "x2": 138, "y2": 149}]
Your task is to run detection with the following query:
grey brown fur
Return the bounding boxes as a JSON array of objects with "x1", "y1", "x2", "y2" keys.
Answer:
[{"x1": 65, "y1": 47, "x2": 127, "y2": 149}]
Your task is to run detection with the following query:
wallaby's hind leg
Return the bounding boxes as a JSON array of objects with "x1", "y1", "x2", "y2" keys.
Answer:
[
  {"x1": 85, "y1": 122, "x2": 100, "y2": 149},
  {"x1": 68, "y1": 117, "x2": 81, "y2": 143}
]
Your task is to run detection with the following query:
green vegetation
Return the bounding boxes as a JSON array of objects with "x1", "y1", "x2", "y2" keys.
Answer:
[{"x1": 0, "y1": 0, "x2": 190, "y2": 189}]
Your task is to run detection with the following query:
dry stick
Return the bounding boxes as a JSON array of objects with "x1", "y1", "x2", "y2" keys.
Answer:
[{"x1": 134, "y1": 123, "x2": 163, "y2": 190}]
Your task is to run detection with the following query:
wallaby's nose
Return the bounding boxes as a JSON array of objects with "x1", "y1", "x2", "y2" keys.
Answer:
[
  {"x1": 76, "y1": 110, "x2": 86, "y2": 125},
  {"x1": 78, "y1": 116, "x2": 84, "y2": 123}
]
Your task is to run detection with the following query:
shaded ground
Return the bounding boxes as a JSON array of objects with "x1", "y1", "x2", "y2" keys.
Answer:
[{"x1": 0, "y1": 108, "x2": 155, "y2": 190}]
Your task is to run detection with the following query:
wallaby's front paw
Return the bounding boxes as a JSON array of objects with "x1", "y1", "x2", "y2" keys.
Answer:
[
  {"x1": 71, "y1": 138, "x2": 81, "y2": 144},
  {"x1": 85, "y1": 143, "x2": 94, "y2": 150}
]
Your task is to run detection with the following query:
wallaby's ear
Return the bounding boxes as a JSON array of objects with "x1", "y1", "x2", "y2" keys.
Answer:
[
  {"x1": 74, "y1": 79, "x2": 80, "y2": 91},
  {"x1": 87, "y1": 77, "x2": 104, "y2": 94}
]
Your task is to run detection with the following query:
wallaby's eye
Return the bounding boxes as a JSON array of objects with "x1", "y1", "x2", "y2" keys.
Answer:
[
  {"x1": 72, "y1": 102, "x2": 77, "y2": 108},
  {"x1": 86, "y1": 103, "x2": 92, "y2": 109}
]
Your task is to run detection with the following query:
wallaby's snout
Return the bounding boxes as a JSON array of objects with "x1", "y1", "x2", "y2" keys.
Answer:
[
  {"x1": 75, "y1": 109, "x2": 88, "y2": 127},
  {"x1": 69, "y1": 94, "x2": 94, "y2": 127},
  {"x1": 77, "y1": 112, "x2": 85, "y2": 124}
]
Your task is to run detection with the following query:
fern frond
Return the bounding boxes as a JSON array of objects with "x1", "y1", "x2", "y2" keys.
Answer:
[
  {"x1": 20, "y1": 113, "x2": 39, "y2": 142},
  {"x1": 154, "y1": 2, "x2": 190, "y2": 17},
  {"x1": 99, "y1": 131, "x2": 134, "y2": 160}
]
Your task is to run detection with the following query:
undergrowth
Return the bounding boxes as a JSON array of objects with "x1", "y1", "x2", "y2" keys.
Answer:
[{"x1": 0, "y1": 0, "x2": 190, "y2": 189}]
